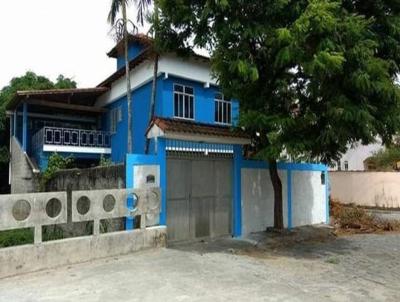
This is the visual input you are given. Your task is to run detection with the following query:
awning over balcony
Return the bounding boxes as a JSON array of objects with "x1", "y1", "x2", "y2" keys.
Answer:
[{"x1": 6, "y1": 87, "x2": 109, "y2": 115}]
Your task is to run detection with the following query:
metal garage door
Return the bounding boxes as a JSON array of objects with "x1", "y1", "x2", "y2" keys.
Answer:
[{"x1": 167, "y1": 157, "x2": 232, "y2": 242}]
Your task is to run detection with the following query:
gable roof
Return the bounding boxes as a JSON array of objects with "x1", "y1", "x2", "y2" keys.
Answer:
[
  {"x1": 97, "y1": 47, "x2": 155, "y2": 88},
  {"x1": 107, "y1": 34, "x2": 153, "y2": 58}
]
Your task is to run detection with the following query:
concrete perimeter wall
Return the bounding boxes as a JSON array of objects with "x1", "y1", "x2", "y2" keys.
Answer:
[
  {"x1": 0, "y1": 188, "x2": 165, "y2": 279},
  {"x1": 0, "y1": 227, "x2": 166, "y2": 279},
  {"x1": 330, "y1": 171, "x2": 400, "y2": 208},
  {"x1": 46, "y1": 164, "x2": 125, "y2": 192},
  {"x1": 241, "y1": 163, "x2": 328, "y2": 235}
]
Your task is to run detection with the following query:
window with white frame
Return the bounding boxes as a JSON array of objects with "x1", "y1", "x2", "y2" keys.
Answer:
[
  {"x1": 214, "y1": 93, "x2": 232, "y2": 124},
  {"x1": 110, "y1": 107, "x2": 119, "y2": 133},
  {"x1": 174, "y1": 84, "x2": 194, "y2": 119}
]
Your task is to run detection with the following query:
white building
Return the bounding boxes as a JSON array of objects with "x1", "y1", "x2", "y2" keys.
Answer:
[{"x1": 330, "y1": 141, "x2": 384, "y2": 171}]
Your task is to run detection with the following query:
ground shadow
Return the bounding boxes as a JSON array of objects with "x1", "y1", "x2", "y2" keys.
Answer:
[{"x1": 168, "y1": 226, "x2": 361, "y2": 261}]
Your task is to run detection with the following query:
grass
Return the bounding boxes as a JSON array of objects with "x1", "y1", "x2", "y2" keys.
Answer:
[
  {"x1": 0, "y1": 228, "x2": 34, "y2": 247},
  {"x1": 325, "y1": 256, "x2": 340, "y2": 264}
]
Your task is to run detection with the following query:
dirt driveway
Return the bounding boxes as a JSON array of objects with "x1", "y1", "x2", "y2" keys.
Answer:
[{"x1": 0, "y1": 232, "x2": 399, "y2": 302}]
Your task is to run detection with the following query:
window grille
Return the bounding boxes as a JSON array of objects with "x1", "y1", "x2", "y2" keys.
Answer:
[
  {"x1": 174, "y1": 84, "x2": 194, "y2": 119},
  {"x1": 214, "y1": 93, "x2": 232, "y2": 125}
]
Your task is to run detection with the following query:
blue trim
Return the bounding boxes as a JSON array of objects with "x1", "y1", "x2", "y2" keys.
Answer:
[
  {"x1": 287, "y1": 168, "x2": 292, "y2": 229},
  {"x1": 233, "y1": 145, "x2": 243, "y2": 237},
  {"x1": 241, "y1": 160, "x2": 327, "y2": 172},
  {"x1": 22, "y1": 103, "x2": 28, "y2": 151},
  {"x1": 325, "y1": 170, "x2": 330, "y2": 224}
]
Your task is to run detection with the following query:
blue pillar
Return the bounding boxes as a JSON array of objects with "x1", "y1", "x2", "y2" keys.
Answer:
[
  {"x1": 125, "y1": 155, "x2": 134, "y2": 230},
  {"x1": 233, "y1": 145, "x2": 243, "y2": 237},
  {"x1": 287, "y1": 168, "x2": 293, "y2": 229},
  {"x1": 22, "y1": 103, "x2": 28, "y2": 151},
  {"x1": 13, "y1": 110, "x2": 17, "y2": 137},
  {"x1": 158, "y1": 138, "x2": 167, "y2": 226}
]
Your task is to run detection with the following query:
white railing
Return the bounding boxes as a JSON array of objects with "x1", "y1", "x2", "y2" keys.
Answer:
[{"x1": 32, "y1": 127, "x2": 112, "y2": 151}]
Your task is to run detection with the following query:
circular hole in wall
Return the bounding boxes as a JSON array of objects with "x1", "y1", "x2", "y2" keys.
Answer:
[
  {"x1": 77, "y1": 196, "x2": 91, "y2": 215},
  {"x1": 103, "y1": 194, "x2": 116, "y2": 213},
  {"x1": 46, "y1": 198, "x2": 62, "y2": 218},
  {"x1": 127, "y1": 193, "x2": 139, "y2": 212},
  {"x1": 148, "y1": 191, "x2": 159, "y2": 211},
  {"x1": 12, "y1": 200, "x2": 31, "y2": 221}
]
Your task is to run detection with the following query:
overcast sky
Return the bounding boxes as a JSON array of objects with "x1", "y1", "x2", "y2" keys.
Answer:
[{"x1": 0, "y1": 0, "x2": 149, "y2": 89}]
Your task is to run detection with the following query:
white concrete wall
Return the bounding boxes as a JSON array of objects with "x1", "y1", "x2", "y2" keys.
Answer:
[
  {"x1": 241, "y1": 169, "x2": 288, "y2": 235},
  {"x1": 96, "y1": 53, "x2": 216, "y2": 107},
  {"x1": 330, "y1": 171, "x2": 400, "y2": 208},
  {"x1": 241, "y1": 168, "x2": 326, "y2": 235},
  {"x1": 292, "y1": 171, "x2": 327, "y2": 227}
]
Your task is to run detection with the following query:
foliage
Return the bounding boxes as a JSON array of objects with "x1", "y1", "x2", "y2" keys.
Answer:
[
  {"x1": 368, "y1": 146, "x2": 400, "y2": 171},
  {"x1": 108, "y1": 0, "x2": 152, "y2": 26},
  {"x1": 40, "y1": 153, "x2": 75, "y2": 191},
  {"x1": 155, "y1": 0, "x2": 400, "y2": 163},
  {"x1": 99, "y1": 155, "x2": 113, "y2": 167},
  {"x1": 0, "y1": 228, "x2": 34, "y2": 247}
]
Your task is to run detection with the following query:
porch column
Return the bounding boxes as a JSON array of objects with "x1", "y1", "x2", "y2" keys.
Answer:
[
  {"x1": 22, "y1": 103, "x2": 28, "y2": 151},
  {"x1": 233, "y1": 145, "x2": 243, "y2": 237},
  {"x1": 13, "y1": 110, "x2": 17, "y2": 137}
]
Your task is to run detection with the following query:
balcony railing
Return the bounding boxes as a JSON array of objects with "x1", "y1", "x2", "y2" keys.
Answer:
[{"x1": 32, "y1": 127, "x2": 111, "y2": 153}]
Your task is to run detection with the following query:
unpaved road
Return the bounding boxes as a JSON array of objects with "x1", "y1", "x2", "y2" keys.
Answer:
[{"x1": 0, "y1": 233, "x2": 399, "y2": 302}]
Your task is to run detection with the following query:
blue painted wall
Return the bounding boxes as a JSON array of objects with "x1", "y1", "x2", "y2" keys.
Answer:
[
  {"x1": 103, "y1": 97, "x2": 129, "y2": 163},
  {"x1": 103, "y1": 76, "x2": 166, "y2": 160},
  {"x1": 161, "y1": 76, "x2": 239, "y2": 125},
  {"x1": 102, "y1": 74, "x2": 240, "y2": 161},
  {"x1": 116, "y1": 43, "x2": 146, "y2": 69}
]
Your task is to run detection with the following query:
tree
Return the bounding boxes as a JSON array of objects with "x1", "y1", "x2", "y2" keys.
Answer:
[
  {"x1": 155, "y1": 0, "x2": 400, "y2": 229},
  {"x1": 108, "y1": 0, "x2": 152, "y2": 154}
]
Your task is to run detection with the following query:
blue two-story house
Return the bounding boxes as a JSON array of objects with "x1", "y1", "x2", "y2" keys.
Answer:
[{"x1": 7, "y1": 34, "x2": 251, "y2": 241}]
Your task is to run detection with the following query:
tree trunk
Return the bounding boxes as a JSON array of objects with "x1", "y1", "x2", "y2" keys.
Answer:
[
  {"x1": 145, "y1": 3, "x2": 159, "y2": 154},
  {"x1": 145, "y1": 54, "x2": 159, "y2": 154},
  {"x1": 122, "y1": 2, "x2": 133, "y2": 154},
  {"x1": 269, "y1": 159, "x2": 284, "y2": 229}
]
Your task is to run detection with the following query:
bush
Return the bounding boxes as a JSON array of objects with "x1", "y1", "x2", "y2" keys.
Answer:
[
  {"x1": 40, "y1": 153, "x2": 74, "y2": 191},
  {"x1": 99, "y1": 155, "x2": 112, "y2": 167}
]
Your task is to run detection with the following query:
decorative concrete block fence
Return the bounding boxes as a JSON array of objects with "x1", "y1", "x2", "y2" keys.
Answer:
[{"x1": 0, "y1": 188, "x2": 166, "y2": 279}]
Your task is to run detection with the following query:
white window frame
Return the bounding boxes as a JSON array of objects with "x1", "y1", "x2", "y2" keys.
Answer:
[
  {"x1": 214, "y1": 93, "x2": 232, "y2": 125},
  {"x1": 117, "y1": 106, "x2": 122, "y2": 122},
  {"x1": 173, "y1": 84, "x2": 195, "y2": 120},
  {"x1": 110, "y1": 108, "x2": 117, "y2": 133}
]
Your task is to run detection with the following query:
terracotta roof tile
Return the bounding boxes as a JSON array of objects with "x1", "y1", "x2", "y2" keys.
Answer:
[{"x1": 148, "y1": 117, "x2": 250, "y2": 139}]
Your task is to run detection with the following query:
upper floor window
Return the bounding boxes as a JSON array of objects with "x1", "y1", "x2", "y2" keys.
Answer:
[
  {"x1": 215, "y1": 93, "x2": 232, "y2": 125},
  {"x1": 110, "y1": 106, "x2": 122, "y2": 133},
  {"x1": 174, "y1": 84, "x2": 194, "y2": 119}
]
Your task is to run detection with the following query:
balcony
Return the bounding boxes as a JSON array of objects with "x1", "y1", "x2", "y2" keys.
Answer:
[{"x1": 32, "y1": 127, "x2": 112, "y2": 155}]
